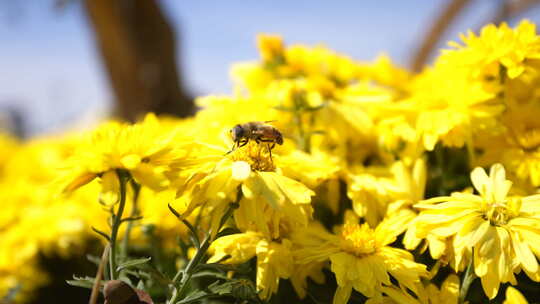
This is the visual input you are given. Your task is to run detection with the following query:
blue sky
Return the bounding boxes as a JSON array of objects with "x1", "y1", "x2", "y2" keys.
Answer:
[{"x1": 1, "y1": 1, "x2": 540, "y2": 136}]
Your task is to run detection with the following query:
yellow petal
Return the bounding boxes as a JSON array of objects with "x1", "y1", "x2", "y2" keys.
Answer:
[
  {"x1": 99, "y1": 170, "x2": 119, "y2": 205},
  {"x1": 263, "y1": 172, "x2": 314, "y2": 205},
  {"x1": 131, "y1": 163, "x2": 169, "y2": 190},
  {"x1": 333, "y1": 284, "x2": 352, "y2": 304},
  {"x1": 511, "y1": 230, "x2": 538, "y2": 273},
  {"x1": 480, "y1": 270, "x2": 500, "y2": 299},
  {"x1": 63, "y1": 172, "x2": 97, "y2": 192},
  {"x1": 440, "y1": 274, "x2": 460, "y2": 301},
  {"x1": 121, "y1": 154, "x2": 141, "y2": 169},
  {"x1": 471, "y1": 166, "x2": 489, "y2": 197},
  {"x1": 469, "y1": 220, "x2": 491, "y2": 248},
  {"x1": 243, "y1": 173, "x2": 282, "y2": 210},
  {"x1": 503, "y1": 286, "x2": 528, "y2": 304}
]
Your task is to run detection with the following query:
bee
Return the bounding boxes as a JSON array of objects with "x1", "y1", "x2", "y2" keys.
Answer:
[{"x1": 228, "y1": 121, "x2": 283, "y2": 158}]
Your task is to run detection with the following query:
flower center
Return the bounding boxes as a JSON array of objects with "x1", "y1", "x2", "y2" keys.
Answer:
[
  {"x1": 513, "y1": 127, "x2": 540, "y2": 151},
  {"x1": 230, "y1": 141, "x2": 276, "y2": 172},
  {"x1": 485, "y1": 202, "x2": 509, "y2": 226},
  {"x1": 340, "y1": 223, "x2": 376, "y2": 257},
  {"x1": 484, "y1": 197, "x2": 521, "y2": 226}
]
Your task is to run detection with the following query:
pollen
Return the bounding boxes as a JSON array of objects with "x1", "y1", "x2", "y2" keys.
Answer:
[
  {"x1": 230, "y1": 141, "x2": 276, "y2": 172},
  {"x1": 339, "y1": 223, "x2": 376, "y2": 257},
  {"x1": 485, "y1": 203, "x2": 510, "y2": 226},
  {"x1": 514, "y1": 128, "x2": 540, "y2": 151},
  {"x1": 484, "y1": 197, "x2": 521, "y2": 226}
]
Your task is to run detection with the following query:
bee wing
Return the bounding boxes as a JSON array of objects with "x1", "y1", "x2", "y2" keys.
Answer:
[
  {"x1": 251, "y1": 128, "x2": 266, "y2": 135},
  {"x1": 263, "y1": 120, "x2": 278, "y2": 124}
]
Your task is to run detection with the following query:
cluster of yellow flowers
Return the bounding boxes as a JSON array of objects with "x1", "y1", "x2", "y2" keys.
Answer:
[{"x1": 2, "y1": 20, "x2": 540, "y2": 303}]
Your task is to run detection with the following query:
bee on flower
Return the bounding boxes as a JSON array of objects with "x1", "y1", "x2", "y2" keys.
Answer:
[{"x1": 170, "y1": 122, "x2": 318, "y2": 300}]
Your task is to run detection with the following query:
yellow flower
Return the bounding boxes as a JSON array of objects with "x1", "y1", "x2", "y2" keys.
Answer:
[
  {"x1": 367, "y1": 274, "x2": 459, "y2": 304},
  {"x1": 374, "y1": 21, "x2": 540, "y2": 153},
  {"x1": 293, "y1": 212, "x2": 427, "y2": 304},
  {"x1": 347, "y1": 158, "x2": 426, "y2": 227},
  {"x1": 289, "y1": 260, "x2": 326, "y2": 299},
  {"x1": 411, "y1": 65, "x2": 502, "y2": 151},
  {"x1": 504, "y1": 286, "x2": 528, "y2": 304},
  {"x1": 179, "y1": 141, "x2": 314, "y2": 239},
  {"x1": 257, "y1": 34, "x2": 285, "y2": 63},
  {"x1": 207, "y1": 231, "x2": 294, "y2": 300},
  {"x1": 231, "y1": 34, "x2": 412, "y2": 166},
  {"x1": 0, "y1": 136, "x2": 109, "y2": 301},
  {"x1": 476, "y1": 95, "x2": 540, "y2": 187},
  {"x1": 413, "y1": 163, "x2": 540, "y2": 299},
  {"x1": 445, "y1": 20, "x2": 540, "y2": 80},
  {"x1": 62, "y1": 114, "x2": 191, "y2": 194},
  {"x1": 0, "y1": 132, "x2": 18, "y2": 177}
]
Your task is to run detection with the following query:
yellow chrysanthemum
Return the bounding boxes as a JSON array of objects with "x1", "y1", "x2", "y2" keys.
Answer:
[
  {"x1": 232, "y1": 34, "x2": 412, "y2": 167},
  {"x1": 61, "y1": 114, "x2": 194, "y2": 204},
  {"x1": 0, "y1": 137, "x2": 108, "y2": 301},
  {"x1": 257, "y1": 34, "x2": 285, "y2": 63},
  {"x1": 374, "y1": 22, "x2": 540, "y2": 153},
  {"x1": 413, "y1": 163, "x2": 540, "y2": 299},
  {"x1": 293, "y1": 211, "x2": 427, "y2": 304},
  {"x1": 207, "y1": 231, "x2": 294, "y2": 300},
  {"x1": 367, "y1": 274, "x2": 459, "y2": 304},
  {"x1": 0, "y1": 132, "x2": 19, "y2": 177},
  {"x1": 347, "y1": 158, "x2": 426, "y2": 226},
  {"x1": 475, "y1": 88, "x2": 540, "y2": 187},
  {"x1": 178, "y1": 141, "x2": 314, "y2": 239},
  {"x1": 444, "y1": 20, "x2": 540, "y2": 80}
]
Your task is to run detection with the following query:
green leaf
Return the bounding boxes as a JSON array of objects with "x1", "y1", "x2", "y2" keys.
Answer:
[
  {"x1": 66, "y1": 276, "x2": 100, "y2": 290},
  {"x1": 136, "y1": 280, "x2": 145, "y2": 290},
  {"x1": 230, "y1": 279, "x2": 258, "y2": 300},
  {"x1": 273, "y1": 105, "x2": 294, "y2": 112},
  {"x1": 66, "y1": 280, "x2": 94, "y2": 289},
  {"x1": 302, "y1": 102, "x2": 328, "y2": 112},
  {"x1": 86, "y1": 254, "x2": 101, "y2": 266},
  {"x1": 91, "y1": 226, "x2": 110, "y2": 241},
  {"x1": 116, "y1": 257, "x2": 152, "y2": 272},
  {"x1": 168, "y1": 203, "x2": 200, "y2": 247},
  {"x1": 194, "y1": 262, "x2": 235, "y2": 273},
  {"x1": 208, "y1": 280, "x2": 234, "y2": 295},
  {"x1": 120, "y1": 215, "x2": 143, "y2": 223},
  {"x1": 190, "y1": 270, "x2": 229, "y2": 280},
  {"x1": 175, "y1": 289, "x2": 213, "y2": 304},
  {"x1": 215, "y1": 227, "x2": 240, "y2": 238}
]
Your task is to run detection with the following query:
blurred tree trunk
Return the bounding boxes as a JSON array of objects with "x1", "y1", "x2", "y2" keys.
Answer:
[
  {"x1": 83, "y1": 0, "x2": 193, "y2": 121},
  {"x1": 410, "y1": 0, "x2": 471, "y2": 72}
]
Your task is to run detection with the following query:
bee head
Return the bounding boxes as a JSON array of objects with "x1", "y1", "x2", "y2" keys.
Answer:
[
  {"x1": 276, "y1": 132, "x2": 283, "y2": 145},
  {"x1": 231, "y1": 124, "x2": 244, "y2": 142}
]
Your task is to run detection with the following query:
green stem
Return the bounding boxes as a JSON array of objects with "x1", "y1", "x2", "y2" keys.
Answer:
[
  {"x1": 109, "y1": 170, "x2": 129, "y2": 280},
  {"x1": 292, "y1": 93, "x2": 309, "y2": 153},
  {"x1": 459, "y1": 256, "x2": 476, "y2": 304},
  {"x1": 167, "y1": 203, "x2": 236, "y2": 304},
  {"x1": 121, "y1": 181, "x2": 141, "y2": 258},
  {"x1": 168, "y1": 234, "x2": 211, "y2": 304},
  {"x1": 294, "y1": 111, "x2": 307, "y2": 152}
]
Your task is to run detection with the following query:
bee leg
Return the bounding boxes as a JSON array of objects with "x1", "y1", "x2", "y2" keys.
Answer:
[
  {"x1": 267, "y1": 144, "x2": 273, "y2": 163},
  {"x1": 238, "y1": 139, "x2": 249, "y2": 148},
  {"x1": 225, "y1": 142, "x2": 236, "y2": 155}
]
